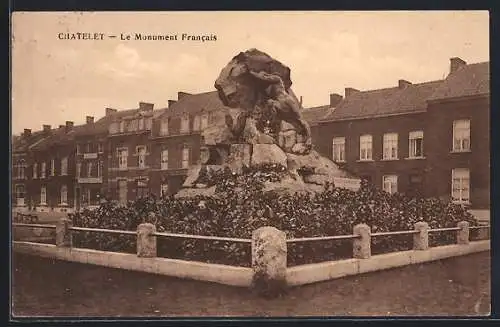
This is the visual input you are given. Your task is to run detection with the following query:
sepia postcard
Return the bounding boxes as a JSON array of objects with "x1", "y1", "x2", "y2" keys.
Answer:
[{"x1": 10, "y1": 11, "x2": 491, "y2": 319}]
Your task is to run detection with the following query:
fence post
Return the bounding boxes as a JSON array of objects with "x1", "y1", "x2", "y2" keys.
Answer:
[
  {"x1": 137, "y1": 223, "x2": 157, "y2": 258},
  {"x1": 457, "y1": 221, "x2": 470, "y2": 245},
  {"x1": 251, "y1": 226, "x2": 287, "y2": 298},
  {"x1": 353, "y1": 224, "x2": 371, "y2": 259},
  {"x1": 478, "y1": 226, "x2": 489, "y2": 240},
  {"x1": 56, "y1": 217, "x2": 73, "y2": 247},
  {"x1": 413, "y1": 222, "x2": 429, "y2": 250}
]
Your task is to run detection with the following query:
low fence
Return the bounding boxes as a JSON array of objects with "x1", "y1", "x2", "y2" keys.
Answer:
[{"x1": 12, "y1": 219, "x2": 490, "y2": 297}]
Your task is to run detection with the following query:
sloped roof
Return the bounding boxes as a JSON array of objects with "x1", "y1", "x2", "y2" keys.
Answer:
[
  {"x1": 301, "y1": 105, "x2": 331, "y2": 124},
  {"x1": 30, "y1": 124, "x2": 89, "y2": 151},
  {"x1": 428, "y1": 61, "x2": 489, "y2": 101},
  {"x1": 160, "y1": 91, "x2": 232, "y2": 118},
  {"x1": 12, "y1": 130, "x2": 49, "y2": 153},
  {"x1": 321, "y1": 80, "x2": 444, "y2": 121}
]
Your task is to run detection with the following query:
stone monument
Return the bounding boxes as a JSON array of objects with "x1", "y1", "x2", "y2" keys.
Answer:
[{"x1": 176, "y1": 48, "x2": 360, "y2": 198}]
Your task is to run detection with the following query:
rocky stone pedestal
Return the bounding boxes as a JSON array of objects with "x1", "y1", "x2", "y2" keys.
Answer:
[{"x1": 175, "y1": 141, "x2": 361, "y2": 198}]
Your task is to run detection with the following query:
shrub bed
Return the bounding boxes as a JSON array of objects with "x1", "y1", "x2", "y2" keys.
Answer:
[{"x1": 72, "y1": 164, "x2": 478, "y2": 267}]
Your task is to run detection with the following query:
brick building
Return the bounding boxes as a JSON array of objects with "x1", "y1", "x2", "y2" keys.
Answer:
[
  {"x1": 28, "y1": 121, "x2": 80, "y2": 213},
  {"x1": 105, "y1": 102, "x2": 165, "y2": 205},
  {"x1": 426, "y1": 59, "x2": 490, "y2": 209},
  {"x1": 12, "y1": 128, "x2": 50, "y2": 211},
  {"x1": 313, "y1": 57, "x2": 490, "y2": 209},
  {"x1": 73, "y1": 115, "x2": 109, "y2": 210}
]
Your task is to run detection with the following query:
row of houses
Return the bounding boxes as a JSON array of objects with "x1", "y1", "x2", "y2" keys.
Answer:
[{"x1": 12, "y1": 57, "x2": 490, "y2": 213}]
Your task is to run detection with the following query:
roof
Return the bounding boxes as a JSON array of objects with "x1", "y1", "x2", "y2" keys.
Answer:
[
  {"x1": 301, "y1": 105, "x2": 331, "y2": 124},
  {"x1": 321, "y1": 80, "x2": 444, "y2": 121},
  {"x1": 12, "y1": 130, "x2": 49, "y2": 153},
  {"x1": 160, "y1": 91, "x2": 232, "y2": 118},
  {"x1": 30, "y1": 126, "x2": 81, "y2": 151},
  {"x1": 428, "y1": 61, "x2": 489, "y2": 101},
  {"x1": 75, "y1": 108, "x2": 144, "y2": 137}
]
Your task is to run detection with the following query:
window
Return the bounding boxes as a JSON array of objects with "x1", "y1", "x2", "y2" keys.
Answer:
[
  {"x1": 180, "y1": 115, "x2": 190, "y2": 133},
  {"x1": 332, "y1": 137, "x2": 346, "y2": 162},
  {"x1": 15, "y1": 184, "x2": 25, "y2": 206},
  {"x1": 409, "y1": 131, "x2": 424, "y2": 158},
  {"x1": 137, "y1": 146, "x2": 147, "y2": 168},
  {"x1": 453, "y1": 119, "x2": 470, "y2": 152},
  {"x1": 118, "y1": 180, "x2": 128, "y2": 205},
  {"x1": 201, "y1": 114, "x2": 209, "y2": 130},
  {"x1": 383, "y1": 133, "x2": 398, "y2": 160},
  {"x1": 128, "y1": 119, "x2": 138, "y2": 132},
  {"x1": 117, "y1": 148, "x2": 128, "y2": 169},
  {"x1": 138, "y1": 118, "x2": 145, "y2": 130},
  {"x1": 382, "y1": 175, "x2": 398, "y2": 194},
  {"x1": 60, "y1": 184, "x2": 68, "y2": 204},
  {"x1": 160, "y1": 119, "x2": 169, "y2": 136},
  {"x1": 109, "y1": 122, "x2": 119, "y2": 134},
  {"x1": 146, "y1": 118, "x2": 152, "y2": 130},
  {"x1": 452, "y1": 168, "x2": 470, "y2": 204},
  {"x1": 33, "y1": 163, "x2": 38, "y2": 179},
  {"x1": 359, "y1": 135, "x2": 373, "y2": 161},
  {"x1": 41, "y1": 162, "x2": 46, "y2": 178},
  {"x1": 76, "y1": 144, "x2": 81, "y2": 154},
  {"x1": 97, "y1": 143, "x2": 103, "y2": 153},
  {"x1": 136, "y1": 180, "x2": 149, "y2": 199},
  {"x1": 14, "y1": 160, "x2": 26, "y2": 179},
  {"x1": 193, "y1": 115, "x2": 201, "y2": 131},
  {"x1": 50, "y1": 159, "x2": 55, "y2": 176},
  {"x1": 76, "y1": 162, "x2": 81, "y2": 177},
  {"x1": 61, "y1": 157, "x2": 68, "y2": 175},
  {"x1": 161, "y1": 149, "x2": 169, "y2": 170},
  {"x1": 119, "y1": 120, "x2": 126, "y2": 133},
  {"x1": 40, "y1": 186, "x2": 47, "y2": 205},
  {"x1": 86, "y1": 143, "x2": 91, "y2": 152},
  {"x1": 87, "y1": 162, "x2": 93, "y2": 177},
  {"x1": 161, "y1": 183, "x2": 169, "y2": 197},
  {"x1": 97, "y1": 161, "x2": 102, "y2": 177},
  {"x1": 182, "y1": 147, "x2": 190, "y2": 168}
]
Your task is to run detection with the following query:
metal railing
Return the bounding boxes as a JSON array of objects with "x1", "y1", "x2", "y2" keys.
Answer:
[
  {"x1": 287, "y1": 234, "x2": 359, "y2": 243},
  {"x1": 69, "y1": 226, "x2": 137, "y2": 236},
  {"x1": 13, "y1": 223, "x2": 56, "y2": 229},
  {"x1": 153, "y1": 231, "x2": 251, "y2": 243}
]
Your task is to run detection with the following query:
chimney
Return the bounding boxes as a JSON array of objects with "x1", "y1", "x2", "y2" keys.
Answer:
[
  {"x1": 105, "y1": 108, "x2": 118, "y2": 116},
  {"x1": 139, "y1": 102, "x2": 154, "y2": 111},
  {"x1": 168, "y1": 100, "x2": 177, "y2": 107},
  {"x1": 345, "y1": 87, "x2": 360, "y2": 98},
  {"x1": 329, "y1": 93, "x2": 343, "y2": 107},
  {"x1": 43, "y1": 125, "x2": 51, "y2": 133},
  {"x1": 398, "y1": 79, "x2": 412, "y2": 89},
  {"x1": 299, "y1": 96, "x2": 303, "y2": 106},
  {"x1": 178, "y1": 92, "x2": 192, "y2": 100},
  {"x1": 65, "y1": 121, "x2": 74, "y2": 131},
  {"x1": 86, "y1": 116, "x2": 94, "y2": 124},
  {"x1": 450, "y1": 57, "x2": 467, "y2": 74},
  {"x1": 23, "y1": 129, "x2": 31, "y2": 137}
]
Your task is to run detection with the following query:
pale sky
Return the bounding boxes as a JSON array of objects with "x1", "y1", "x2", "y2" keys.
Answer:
[{"x1": 11, "y1": 11, "x2": 489, "y2": 134}]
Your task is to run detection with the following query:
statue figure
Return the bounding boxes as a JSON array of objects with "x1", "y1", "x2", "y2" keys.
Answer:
[
  {"x1": 249, "y1": 70, "x2": 312, "y2": 151},
  {"x1": 214, "y1": 48, "x2": 312, "y2": 154}
]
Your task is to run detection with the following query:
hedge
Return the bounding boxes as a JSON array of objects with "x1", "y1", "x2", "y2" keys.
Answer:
[{"x1": 72, "y1": 164, "x2": 478, "y2": 267}]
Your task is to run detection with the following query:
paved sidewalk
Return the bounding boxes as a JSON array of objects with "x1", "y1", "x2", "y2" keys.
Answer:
[{"x1": 11, "y1": 251, "x2": 490, "y2": 317}]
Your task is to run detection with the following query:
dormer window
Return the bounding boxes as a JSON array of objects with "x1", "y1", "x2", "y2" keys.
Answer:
[
  {"x1": 201, "y1": 113, "x2": 209, "y2": 130},
  {"x1": 180, "y1": 115, "x2": 190, "y2": 133},
  {"x1": 160, "y1": 119, "x2": 169, "y2": 136}
]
